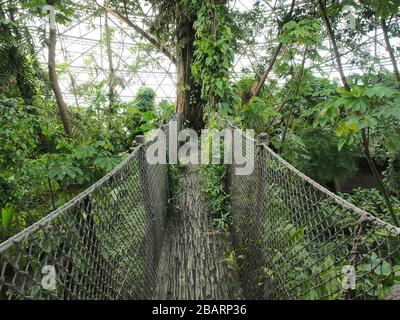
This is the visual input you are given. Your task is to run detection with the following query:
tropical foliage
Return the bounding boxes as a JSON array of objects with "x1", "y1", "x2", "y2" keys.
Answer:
[{"x1": 0, "y1": 0, "x2": 400, "y2": 299}]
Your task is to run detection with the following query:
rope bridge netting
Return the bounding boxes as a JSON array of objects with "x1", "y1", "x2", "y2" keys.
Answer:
[
  {"x1": 1, "y1": 117, "x2": 400, "y2": 300},
  {"x1": 0, "y1": 116, "x2": 177, "y2": 300},
  {"x1": 222, "y1": 118, "x2": 400, "y2": 300}
]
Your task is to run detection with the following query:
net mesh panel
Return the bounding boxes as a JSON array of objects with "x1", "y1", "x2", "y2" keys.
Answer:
[
  {"x1": 0, "y1": 118, "x2": 177, "y2": 300},
  {"x1": 229, "y1": 132, "x2": 400, "y2": 300}
]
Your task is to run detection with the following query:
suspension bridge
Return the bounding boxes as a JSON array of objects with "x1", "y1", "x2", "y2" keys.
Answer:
[{"x1": 1, "y1": 115, "x2": 400, "y2": 300}]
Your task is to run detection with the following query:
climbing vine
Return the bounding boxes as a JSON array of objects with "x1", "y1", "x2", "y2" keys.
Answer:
[
  {"x1": 201, "y1": 163, "x2": 231, "y2": 234},
  {"x1": 191, "y1": 0, "x2": 238, "y2": 118}
]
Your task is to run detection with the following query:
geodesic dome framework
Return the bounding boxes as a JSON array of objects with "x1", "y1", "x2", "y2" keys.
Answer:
[{"x1": 28, "y1": 0, "x2": 399, "y2": 106}]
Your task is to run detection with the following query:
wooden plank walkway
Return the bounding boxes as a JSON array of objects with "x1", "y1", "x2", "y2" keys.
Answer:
[{"x1": 154, "y1": 165, "x2": 243, "y2": 300}]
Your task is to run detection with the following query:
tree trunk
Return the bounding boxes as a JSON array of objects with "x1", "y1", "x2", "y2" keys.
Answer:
[
  {"x1": 48, "y1": 28, "x2": 73, "y2": 137},
  {"x1": 175, "y1": 17, "x2": 204, "y2": 131},
  {"x1": 105, "y1": 8, "x2": 116, "y2": 130},
  {"x1": 380, "y1": 18, "x2": 400, "y2": 83},
  {"x1": 362, "y1": 131, "x2": 399, "y2": 226},
  {"x1": 247, "y1": 42, "x2": 283, "y2": 103},
  {"x1": 334, "y1": 179, "x2": 342, "y2": 193},
  {"x1": 245, "y1": 0, "x2": 296, "y2": 104},
  {"x1": 277, "y1": 46, "x2": 308, "y2": 151},
  {"x1": 94, "y1": 1, "x2": 203, "y2": 130},
  {"x1": 318, "y1": 0, "x2": 350, "y2": 91},
  {"x1": 107, "y1": 8, "x2": 177, "y2": 65}
]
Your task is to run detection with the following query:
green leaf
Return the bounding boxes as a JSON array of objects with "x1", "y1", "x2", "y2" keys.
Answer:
[
  {"x1": 338, "y1": 136, "x2": 348, "y2": 151},
  {"x1": 366, "y1": 116, "x2": 378, "y2": 128},
  {"x1": 361, "y1": 253, "x2": 393, "y2": 276},
  {"x1": 48, "y1": 158, "x2": 83, "y2": 180},
  {"x1": 346, "y1": 97, "x2": 369, "y2": 113},
  {"x1": 140, "y1": 111, "x2": 158, "y2": 121},
  {"x1": 127, "y1": 107, "x2": 140, "y2": 116},
  {"x1": 1, "y1": 206, "x2": 14, "y2": 238},
  {"x1": 365, "y1": 85, "x2": 398, "y2": 99},
  {"x1": 337, "y1": 119, "x2": 359, "y2": 137},
  {"x1": 337, "y1": 132, "x2": 355, "y2": 151},
  {"x1": 73, "y1": 144, "x2": 97, "y2": 160},
  {"x1": 380, "y1": 100, "x2": 400, "y2": 120},
  {"x1": 385, "y1": 134, "x2": 400, "y2": 152},
  {"x1": 94, "y1": 155, "x2": 120, "y2": 172},
  {"x1": 351, "y1": 86, "x2": 366, "y2": 98},
  {"x1": 364, "y1": 0, "x2": 400, "y2": 19}
]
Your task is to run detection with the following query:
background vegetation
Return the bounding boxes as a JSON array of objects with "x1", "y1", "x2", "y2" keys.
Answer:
[{"x1": 0, "y1": 0, "x2": 399, "y2": 240}]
